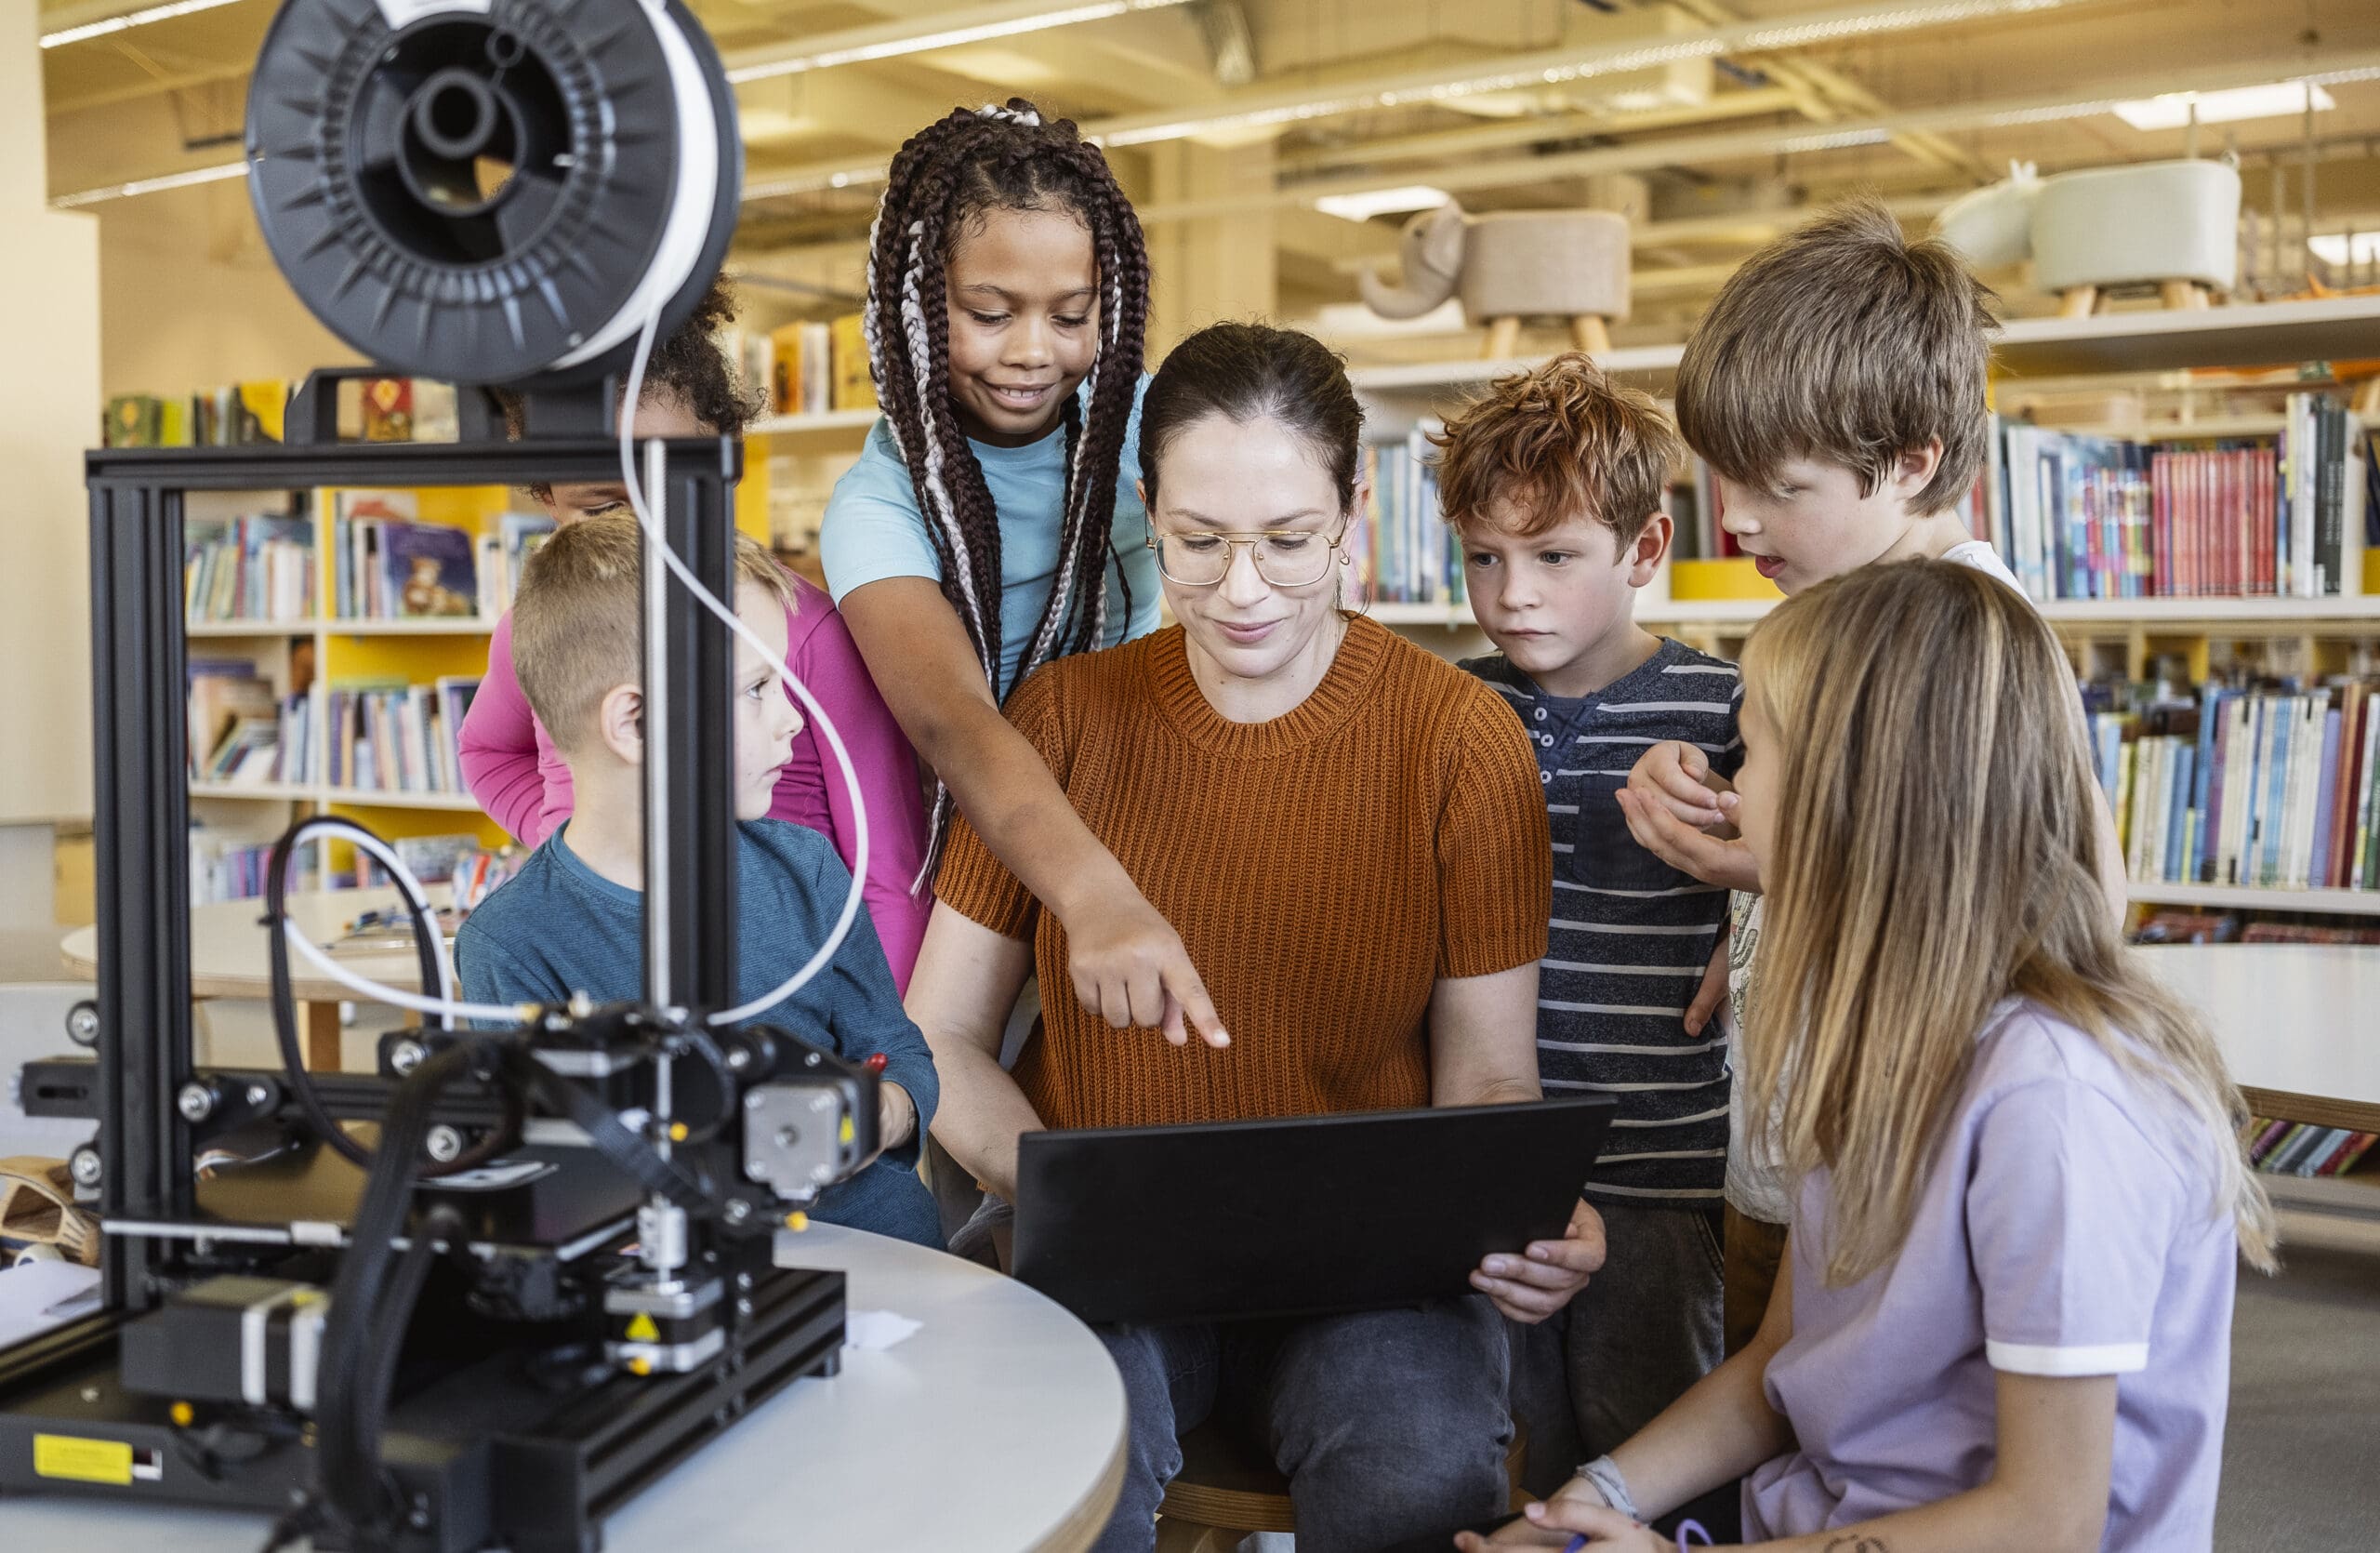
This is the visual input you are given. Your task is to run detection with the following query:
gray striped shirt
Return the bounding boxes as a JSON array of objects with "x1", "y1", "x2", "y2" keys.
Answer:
[{"x1": 1462, "y1": 641, "x2": 1743, "y2": 1203}]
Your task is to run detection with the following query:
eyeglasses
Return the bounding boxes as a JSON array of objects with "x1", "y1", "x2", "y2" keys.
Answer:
[{"x1": 1146, "y1": 524, "x2": 1346, "y2": 589}]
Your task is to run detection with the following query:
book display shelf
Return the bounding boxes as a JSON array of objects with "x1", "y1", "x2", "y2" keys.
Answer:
[
  {"x1": 1348, "y1": 296, "x2": 2380, "y2": 925},
  {"x1": 181, "y1": 483, "x2": 517, "y2": 900}
]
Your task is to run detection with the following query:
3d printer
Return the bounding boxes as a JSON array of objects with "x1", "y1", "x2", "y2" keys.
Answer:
[{"x1": 0, "y1": 4, "x2": 882, "y2": 1547}]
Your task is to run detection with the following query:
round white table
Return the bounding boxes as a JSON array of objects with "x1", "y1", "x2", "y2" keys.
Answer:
[{"x1": 0, "y1": 1224, "x2": 1128, "y2": 1551}]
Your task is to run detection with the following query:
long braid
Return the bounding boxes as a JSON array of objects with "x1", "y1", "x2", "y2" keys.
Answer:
[{"x1": 861, "y1": 99, "x2": 1151, "y2": 883}]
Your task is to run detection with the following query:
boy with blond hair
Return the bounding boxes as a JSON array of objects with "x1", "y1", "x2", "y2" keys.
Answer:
[
  {"x1": 1617, "y1": 197, "x2": 2126, "y2": 1359},
  {"x1": 1434, "y1": 352, "x2": 1739, "y2": 1488},
  {"x1": 456, "y1": 514, "x2": 941, "y2": 1246}
]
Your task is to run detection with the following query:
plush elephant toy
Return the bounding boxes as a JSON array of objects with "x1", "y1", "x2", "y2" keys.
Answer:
[
  {"x1": 1936, "y1": 158, "x2": 2242, "y2": 316},
  {"x1": 1359, "y1": 202, "x2": 1633, "y2": 358}
]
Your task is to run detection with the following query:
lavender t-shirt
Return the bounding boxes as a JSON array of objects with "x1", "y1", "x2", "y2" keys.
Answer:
[{"x1": 1744, "y1": 1001, "x2": 2237, "y2": 1550}]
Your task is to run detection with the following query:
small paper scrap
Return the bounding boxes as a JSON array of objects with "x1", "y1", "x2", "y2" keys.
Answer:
[{"x1": 842, "y1": 1309, "x2": 921, "y2": 1352}]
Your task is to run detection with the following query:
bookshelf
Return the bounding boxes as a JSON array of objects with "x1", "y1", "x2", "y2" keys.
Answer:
[
  {"x1": 184, "y1": 485, "x2": 517, "y2": 903},
  {"x1": 749, "y1": 407, "x2": 879, "y2": 438},
  {"x1": 1342, "y1": 294, "x2": 2380, "y2": 396},
  {"x1": 1350, "y1": 296, "x2": 2380, "y2": 925}
]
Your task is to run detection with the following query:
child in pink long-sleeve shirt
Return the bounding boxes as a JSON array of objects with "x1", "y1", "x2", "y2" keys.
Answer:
[{"x1": 459, "y1": 282, "x2": 931, "y2": 986}]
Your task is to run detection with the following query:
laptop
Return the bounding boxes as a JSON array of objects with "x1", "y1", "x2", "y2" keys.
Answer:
[{"x1": 1012, "y1": 1096, "x2": 1613, "y2": 1326}]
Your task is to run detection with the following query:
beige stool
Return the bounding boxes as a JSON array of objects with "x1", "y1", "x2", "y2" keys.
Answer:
[{"x1": 1153, "y1": 1416, "x2": 1529, "y2": 1553}]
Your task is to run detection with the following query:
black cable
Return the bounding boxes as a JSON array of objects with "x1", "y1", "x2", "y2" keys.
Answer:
[
  {"x1": 262, "y1": 814, "x2": 521, "y2": 1176},
  {"x1": 311, "y1": 1042, "x2": 482, "y2": 1546},
  {"x1": 264, "y1": 816, "x2": 441, "y2": 1168}
]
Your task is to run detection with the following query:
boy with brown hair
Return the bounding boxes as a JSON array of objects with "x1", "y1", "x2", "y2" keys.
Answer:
[
  {"x1": 456, "y1": 514, "x2": 942, "y2": 1247},
  {"x1": 1616, "y1": 197, "x2": 2125, "y2": 1360},
  {"x1": 1434, "y1": 352, "x2": 1739, "y2": 1491}
]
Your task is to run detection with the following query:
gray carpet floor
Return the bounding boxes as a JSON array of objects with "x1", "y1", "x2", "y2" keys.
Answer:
[{"x1": 2219, "y1": 1238, "x2": 2380, "y2": 1549}]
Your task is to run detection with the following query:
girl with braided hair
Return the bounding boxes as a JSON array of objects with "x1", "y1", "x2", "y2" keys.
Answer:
[{"x1": 825, "y1": 99, "x2": 1226, "y2": 1048}]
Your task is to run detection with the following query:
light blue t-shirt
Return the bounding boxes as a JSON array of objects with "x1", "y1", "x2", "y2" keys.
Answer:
[{"x1": 819, "y1": 376, "x2": 1161, "y2": 699}]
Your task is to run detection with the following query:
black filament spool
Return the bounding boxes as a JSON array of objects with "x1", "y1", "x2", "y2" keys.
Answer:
[{"x1": 245, "y1": 0, "x2": 741, "y2": 389}]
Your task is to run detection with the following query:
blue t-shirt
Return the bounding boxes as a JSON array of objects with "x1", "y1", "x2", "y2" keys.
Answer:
[
  {"x1": 455, "y1": 818, "x2": 942, "y2": 1248},
  {"x1": 819, "y1": 376, "x2": 1162, "y2": 698}
]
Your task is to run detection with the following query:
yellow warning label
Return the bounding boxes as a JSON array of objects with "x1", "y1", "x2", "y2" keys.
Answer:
[
  {"x1": 624, "y1": 1312, "x2": 658, "y2": 1341},
  {"x1": 34, "y1": 1434, "x2": 134, "y2": 1485}
]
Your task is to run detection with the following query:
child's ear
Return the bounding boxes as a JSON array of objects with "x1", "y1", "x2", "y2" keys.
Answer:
[
  {"x1": 1890, "y1": 438, "x2": 1945, "y2": 502},
  {"x1": 1135, "y1": 478, "x2": 1148, "y2": 511},
  {"x1": 595, "y1": 684, "x2": 644, "y2": 765},
  {"x1": 1625, "y1": 511, "x2": 1673, "y2": 588}
]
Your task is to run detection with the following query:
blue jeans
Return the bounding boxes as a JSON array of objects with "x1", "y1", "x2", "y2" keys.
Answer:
[
  {"x1": 1091, "y1": 1297, "x2": 1512, "y2": 1553},
  {"x1": 1506, "y1": 1202, "x2": 1725, "y2": 1497}
]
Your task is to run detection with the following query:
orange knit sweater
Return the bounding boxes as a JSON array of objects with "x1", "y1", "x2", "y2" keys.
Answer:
[{"x1": 934, "y1": 615, "x2": 1551, "y2": 1131}]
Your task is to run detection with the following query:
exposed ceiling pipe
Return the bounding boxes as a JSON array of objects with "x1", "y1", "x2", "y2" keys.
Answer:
[
  {"x1": 740, "y1": 0, "x2": 2120, "y2": 200},
  {"x1": 1129, "y1": 52, "x2": 2380, "y2": 226}
]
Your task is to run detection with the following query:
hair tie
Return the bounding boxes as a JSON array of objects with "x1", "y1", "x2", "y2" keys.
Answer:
[{"x1": 974, "y1": 102, "x2": 1042, "y2": 127}]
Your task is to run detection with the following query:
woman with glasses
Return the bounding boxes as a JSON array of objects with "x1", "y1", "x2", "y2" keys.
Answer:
[{"x1": 905, "y1": 321, "x2": 1605, "y2": 1553}]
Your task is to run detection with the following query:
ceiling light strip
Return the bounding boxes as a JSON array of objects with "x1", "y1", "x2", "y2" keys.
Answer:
[
  {"x1": 52, "y1": 160, "x2": 247, "y2": 208},
  {"x1": 41, "y1": 0, "x2": 248, "y2": 48},
  {"x1": 724, "y1": 0, "x2": 1195, "y2": 86}
]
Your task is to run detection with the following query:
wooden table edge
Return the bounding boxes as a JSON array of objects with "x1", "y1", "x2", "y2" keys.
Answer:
[
  {"x1": 1027, "y1": 1403, "x2": 1128, "y2": 1553},
  {"x1": 2241, "y1": 1085, "x2": 2380, "y2": 1137}
]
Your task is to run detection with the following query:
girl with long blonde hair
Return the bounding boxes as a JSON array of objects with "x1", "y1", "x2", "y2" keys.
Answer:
[{"x1": 1464, "y1": 559, "x2": 2273, "y2": 1553}]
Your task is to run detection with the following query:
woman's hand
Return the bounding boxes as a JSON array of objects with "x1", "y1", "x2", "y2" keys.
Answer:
[
  {"x1": 1472, "y1": 1199, "x2": 1606, "y2": 1323},
  {"x1": 1453, "y1": 1478, "x2": 1659, "y2": 1550},
  {"x1": 1058, "y1": 882, "x2": 1229, "y2": 1048}
]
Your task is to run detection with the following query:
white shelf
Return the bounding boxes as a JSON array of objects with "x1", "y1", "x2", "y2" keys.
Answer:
[
  {"x1": 2128, "y1": 882, "x2": 2380, "y2": 917},
  {"x1": 1372, "y1": 595, "x2": 2380, "y2": 632},
  {"x1": 188, "y1": 779, "x2": 486, "y2": 815},
  {"x1": 2107, "y1": 414, "x2": 2290, "y2": 442},
  {"x1": 1368, "y1": 601, "x2": 1473, "y2": 625},
  {"x1": 321, "y1": 617, "x2": 498, "y2": 635},
  {"x1": 190, "y1": 780, "x2": 309, "y2": 802},
  {"x1": 188, "y1": 619, "x2": 311, "y2": 638},
  {"x1": 1348, "y1": 343, "x2": 1684, "y2": 393},
  {"x1": 2038, "y1": 595, "x2": 2380, "y2": 624},
  {"x1": 188, "y1": 617, "x2": 500, "y2": 636},
  {"x1": 749, "y1": 408, "x2": 879, "y2": 437},
  {"x1": 1637, "y1": 598, "x2": 1773, "y2": 626},
  {"x1": 322, "y1": 788, "x2": 484, "y2": 812},
  {"x1": 1345, "y1": 296, "x2": 2380, "y2": 395},
  {"x1": 1995, "y1": 294, "x2": 2380, "y2": 378}
]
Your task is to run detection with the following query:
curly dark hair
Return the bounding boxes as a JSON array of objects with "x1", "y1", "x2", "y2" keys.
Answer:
[{"x1": 493, "y1": 275, "x2": 763, "y2": 441}]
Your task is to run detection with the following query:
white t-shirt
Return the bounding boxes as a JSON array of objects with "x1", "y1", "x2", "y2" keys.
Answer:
[{"x1": 1724, "y1": 540, "x2": 2030, "y2": 1223}]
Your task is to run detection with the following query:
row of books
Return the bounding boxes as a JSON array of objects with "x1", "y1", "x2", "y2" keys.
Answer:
[
  {"x1": 189, "y1": 831, "x2": 314, "y2": 905},
  {"x1": 1348, "y1": 431, "x2": 1465, "y2": 605},
  {"x1": 188, "y1": 660, "x2": 284, "y2": 785},
  {"x1": 107, "y1": 382, "x2": 288, "y2": 448},
  {"x1": 185, "y1": 515, "x2": 316, "y2": 623},
  {"x1": 1990, "y1": 397, "x2": 2373, "y2": 601},
  {"x1": 329, "y1": 494, "x2": 552, "y2": 621},
  {"x1": 734, "y1": 315, "x2": 876, "y2": 418},
  {"x1": 2133, "y1": 909, "x2": 2380, "y2": 945},
  {"x1": 2093, "y1": 678, "x2": 2380, "y2": 893},
  {"x1": 108, "y1": 378, "x2": 468, "y2": 448},
  {"x1": 325, "y1": 678, "x2": 482, "y2": 795},
  {"x1": 2242, "y1": 1116, "x2": 2376, "y2": 1179}
]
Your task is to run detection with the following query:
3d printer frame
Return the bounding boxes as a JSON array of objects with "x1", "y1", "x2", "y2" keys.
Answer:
[{"x1": 0, "y1": 419, "x2": 854, "y2": 1553}]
